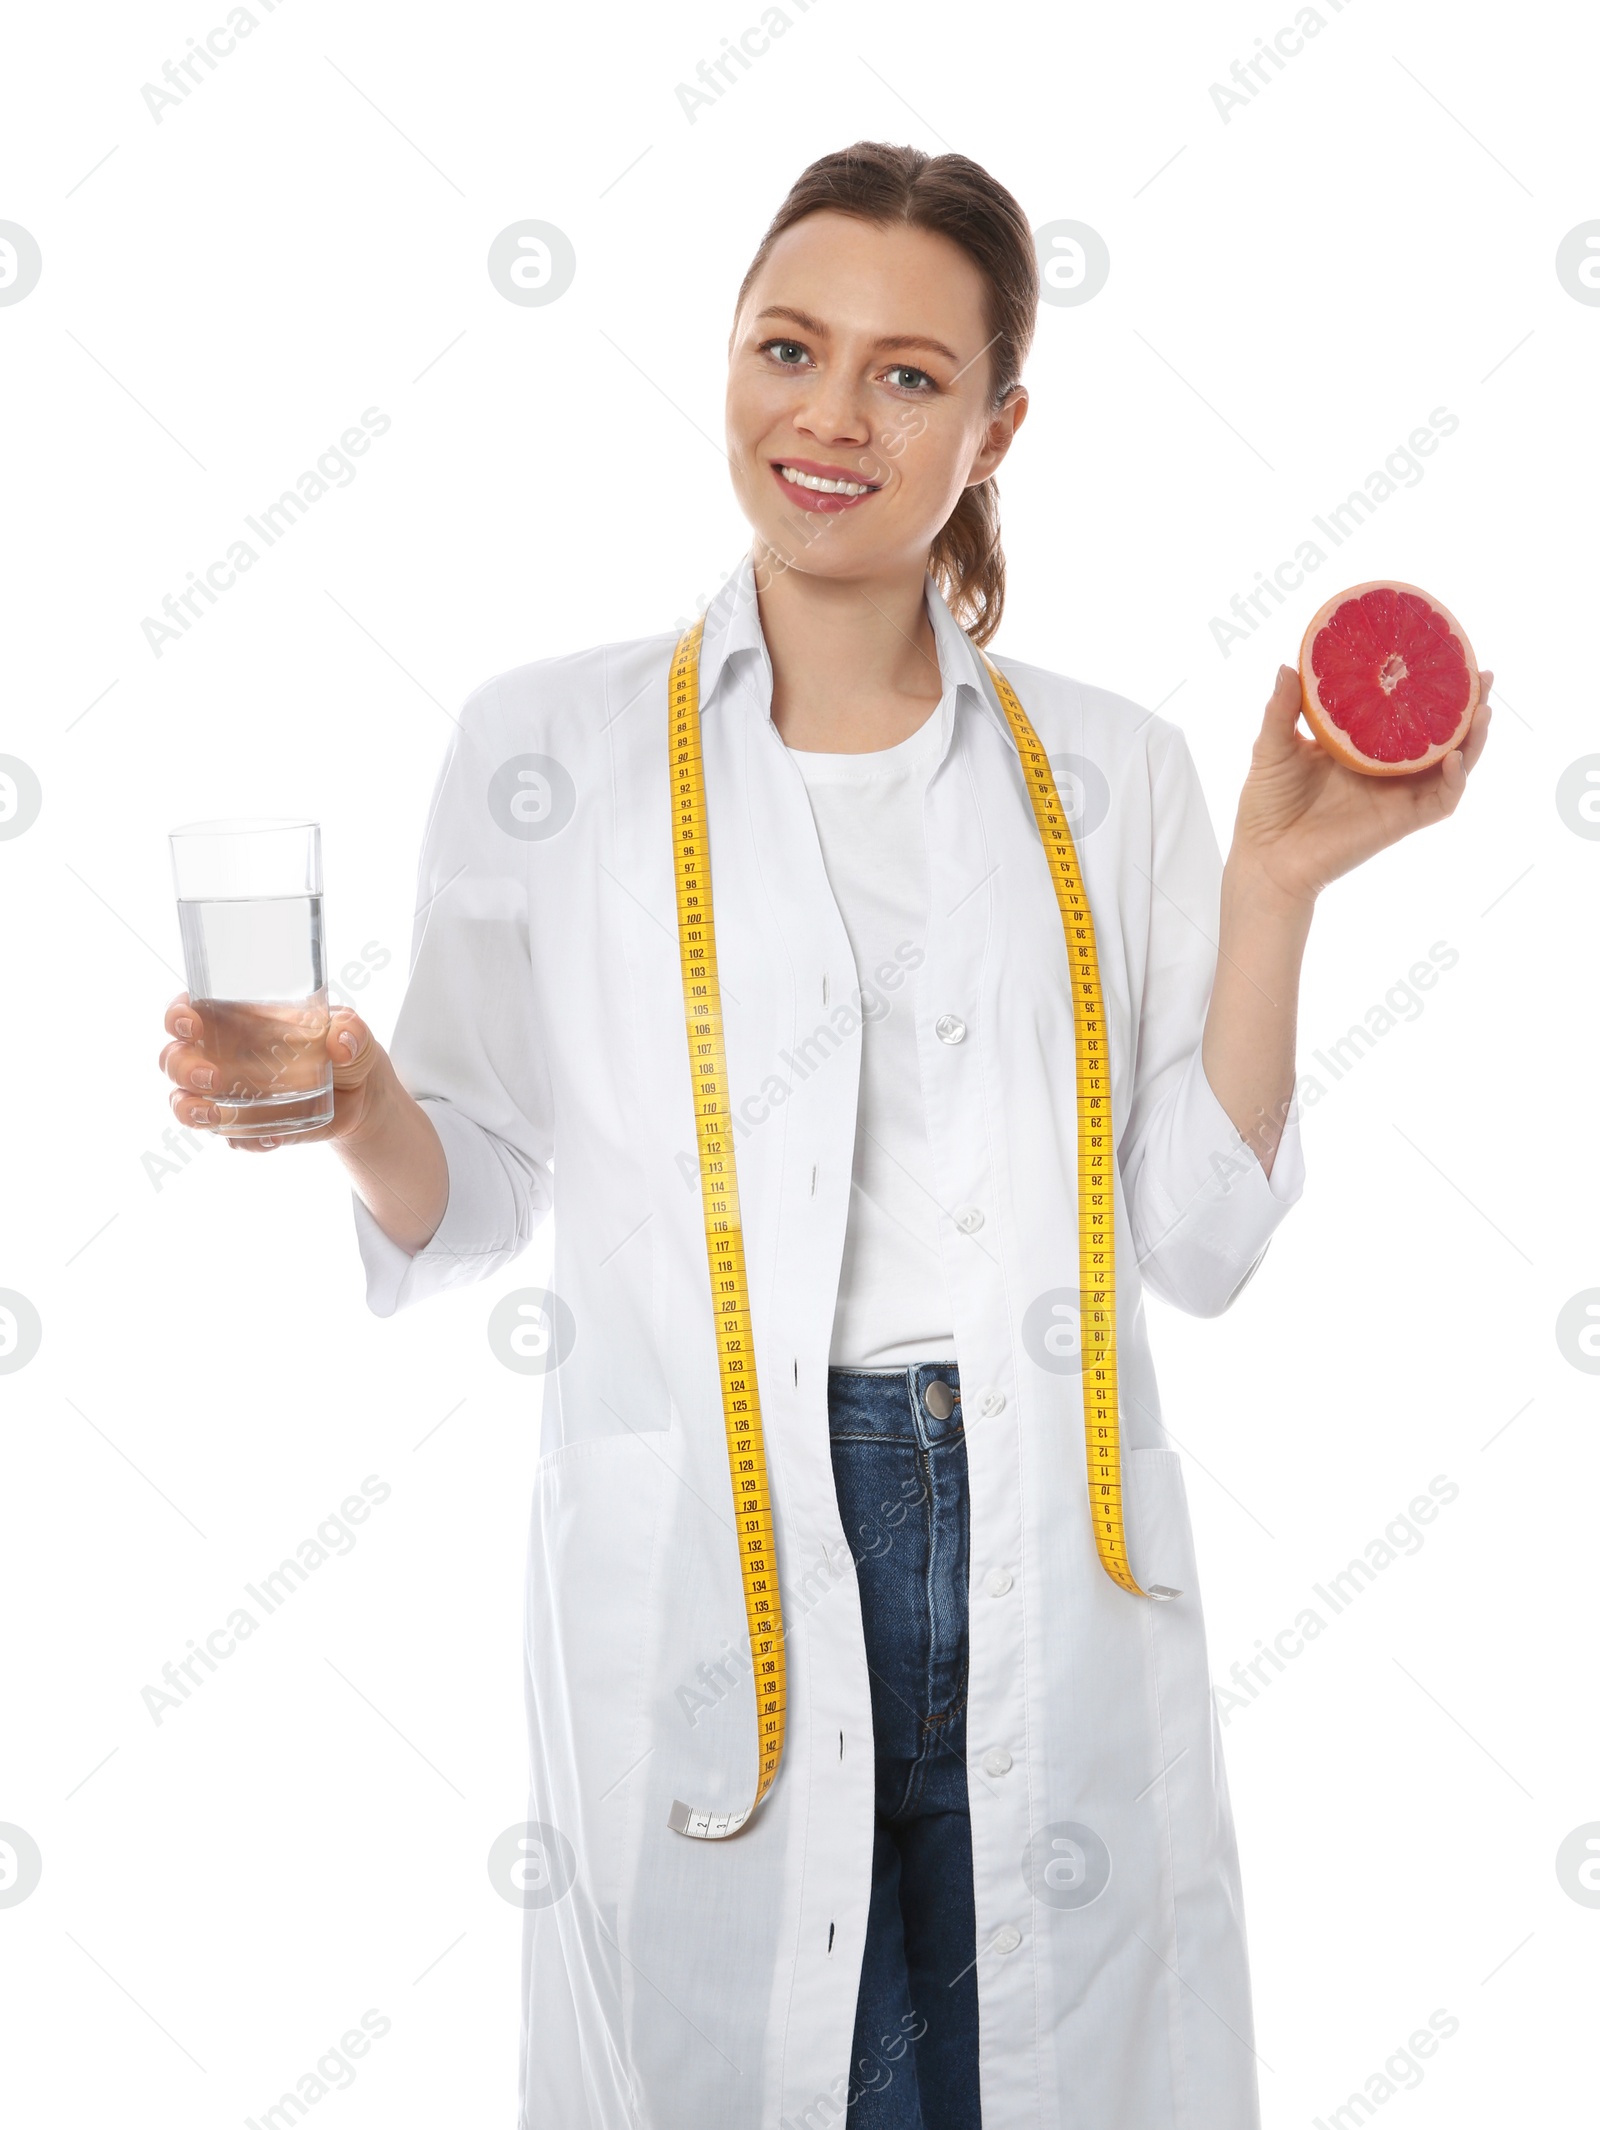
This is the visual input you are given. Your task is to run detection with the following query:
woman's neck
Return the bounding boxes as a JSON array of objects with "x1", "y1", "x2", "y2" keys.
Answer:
[{"x1": 755, "y1": 548, "x2": 945, "y2": 754}]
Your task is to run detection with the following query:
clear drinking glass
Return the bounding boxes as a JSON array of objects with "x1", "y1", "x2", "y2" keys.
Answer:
[{"x1": 168, "y1": 819, "x2": 334, "y2": 1139}]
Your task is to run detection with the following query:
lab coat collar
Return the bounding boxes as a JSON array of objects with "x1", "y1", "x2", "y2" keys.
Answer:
[{"x1": 693, "y1": 549, "x2": 1015, "y2": 756}]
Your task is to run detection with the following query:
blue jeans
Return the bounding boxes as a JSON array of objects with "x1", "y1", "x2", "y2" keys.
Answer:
[{"x1": 827, "y1": 1363, "x2": 981, "y2": 2130}]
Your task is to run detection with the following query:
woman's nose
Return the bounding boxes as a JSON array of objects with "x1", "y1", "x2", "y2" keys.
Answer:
[{"x1": 792, "y1": 382, "x2": 871, "y2": 449}]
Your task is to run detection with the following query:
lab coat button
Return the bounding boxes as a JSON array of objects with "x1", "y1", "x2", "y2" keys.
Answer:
[
  {"x1": 992, "y1": 1925, "x2": 1022, "y2": 1954},
  {"x1": 953, "y1": 1204, "x2": 984, "y2": 1233},
  {"x1": 982, "y1": 1748, "x2": 1014, "y2": 1777},
  {"x1": 935, "y1": 1015, "x2": 967, "y2": 1045},
  {"x1": 980, "y1": 1391, "x2": 1005, "y2": 1417},
  {"x1": 986, "y1": 1569, "x2": 1013, "y2": 1597}
]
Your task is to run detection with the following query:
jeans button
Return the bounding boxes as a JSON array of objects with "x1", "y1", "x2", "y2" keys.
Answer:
[
  {"x1": 982, "y1": 1747, "x2": 1013, "y2": 1778},
  {"x1": 923, "y1": 1379, "x2": 955, "y2": 1422}
]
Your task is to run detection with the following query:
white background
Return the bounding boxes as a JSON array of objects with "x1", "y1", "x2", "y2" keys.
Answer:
[{"x1": 1, "y1": 0, "x2": 1595, "y2": 2123}]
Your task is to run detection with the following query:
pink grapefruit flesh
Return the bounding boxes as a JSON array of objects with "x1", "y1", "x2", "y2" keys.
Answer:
[{"x1": 1298, "y1": 580, "x2": 1478, "y2": 776}]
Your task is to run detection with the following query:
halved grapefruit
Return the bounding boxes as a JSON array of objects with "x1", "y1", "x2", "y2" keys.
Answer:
[{"x1": 1298, "y1": 581, "x2": 1478, "y2": 776}]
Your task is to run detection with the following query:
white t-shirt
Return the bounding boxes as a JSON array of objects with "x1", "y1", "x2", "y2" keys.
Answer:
[{"x1": 786, "y1": 707, "x2": 958, "y2": 1369}]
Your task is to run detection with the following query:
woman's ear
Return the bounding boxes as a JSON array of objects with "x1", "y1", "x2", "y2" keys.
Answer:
[{"x1": 968, "y1": 387, "x2": 1029, "y2": 488}]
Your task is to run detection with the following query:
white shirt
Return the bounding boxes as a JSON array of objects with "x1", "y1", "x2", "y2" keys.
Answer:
[
  {"x1": 354, "y1": 554, "x2": 1305, "y2": 2130},
  {"x1": 786, "y1": 708, "x2": 957, "y2": 1368}
]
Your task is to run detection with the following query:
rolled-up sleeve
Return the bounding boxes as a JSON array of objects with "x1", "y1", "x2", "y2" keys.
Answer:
[
  {"x1": 354, "y1": 682, "x2": 554, "y2": 1317},
  {"x1": 1118, "y1": 719, "x2": 1305, "y2": 1318}
]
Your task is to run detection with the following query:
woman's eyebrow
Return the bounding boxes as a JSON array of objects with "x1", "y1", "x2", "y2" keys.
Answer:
[{"x1": 754, "y1": 304, "x2": 961, "y2": 366}]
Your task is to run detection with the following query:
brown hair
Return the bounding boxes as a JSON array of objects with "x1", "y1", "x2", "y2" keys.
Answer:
[{"x1": 734, "y1": 141, "x2": 1038, "y2": 646}]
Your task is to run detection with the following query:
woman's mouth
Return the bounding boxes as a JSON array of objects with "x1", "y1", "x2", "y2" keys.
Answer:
[{"x1": 769, "y1": 459, "x2": 882, "y2": 513}]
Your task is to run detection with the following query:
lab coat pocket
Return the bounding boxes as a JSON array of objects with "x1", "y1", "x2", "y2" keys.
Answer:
[
  {"x1": 1120, "y1": 1449, "x2": 1257, "y2": 2115},
  {"x1": 1122, "y1": 1444, "x2": 1197, "y2": 1602},
  {"x1": 1122, "y1": 1448, "x2": 1221, "y2": 1791}
]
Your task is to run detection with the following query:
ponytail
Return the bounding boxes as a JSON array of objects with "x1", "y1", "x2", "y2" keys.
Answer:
[{"x1": 929, "y1": 477, "x2": 1006, "y2": 647}]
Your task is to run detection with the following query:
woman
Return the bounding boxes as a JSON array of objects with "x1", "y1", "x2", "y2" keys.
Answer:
[{"x1": 161, "y1": 144, "x2": 1489, "y2": 2129}]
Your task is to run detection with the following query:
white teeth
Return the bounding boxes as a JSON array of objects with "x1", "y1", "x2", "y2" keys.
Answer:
[{"x1": 779, "y1": 464, "x2": 874, "y2": 496}]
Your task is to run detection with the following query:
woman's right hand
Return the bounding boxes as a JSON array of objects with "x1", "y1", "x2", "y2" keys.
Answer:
[{"x1": 159, "y1": 996, "x2": 390, "y2": 1152}]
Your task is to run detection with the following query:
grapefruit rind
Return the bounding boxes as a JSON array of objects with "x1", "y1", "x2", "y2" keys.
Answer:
[{"x1": 1297, "y1": 579, "x2": 1478, "y2": 777}]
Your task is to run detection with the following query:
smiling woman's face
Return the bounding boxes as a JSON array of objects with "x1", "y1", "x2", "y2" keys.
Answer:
[{"x1": 726, "y1": 211, "x2": 1025, "y2": 586}]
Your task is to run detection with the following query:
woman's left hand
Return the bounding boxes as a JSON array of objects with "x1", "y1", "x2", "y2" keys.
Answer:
[{"x1": 1228, "y1": 662, "x2": 1493, "y2": 907}]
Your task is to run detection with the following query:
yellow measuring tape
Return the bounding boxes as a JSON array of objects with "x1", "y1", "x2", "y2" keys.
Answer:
[
  {"x1": 978, "y1": 652, "x2": 1150, "y2": 1602},
  {"x1": 667, "y1": 619, "x2": 786, "y2": 1841},
  {"x1": 665, "y1": 619, "x2": 1151, "y2": 1842}
]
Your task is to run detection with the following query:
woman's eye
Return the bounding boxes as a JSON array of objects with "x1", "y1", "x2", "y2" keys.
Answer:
[
  {"x1": 883, "y1": 364, "x2": 935, "y2": 393},
  {"x1": 763, "y1": 340, "x2": 808, "y2": 366}
]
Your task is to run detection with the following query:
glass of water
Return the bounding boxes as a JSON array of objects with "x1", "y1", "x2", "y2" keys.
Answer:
[{"x1": 168, "y1": 819, "x2": 334, "y2": 1139}]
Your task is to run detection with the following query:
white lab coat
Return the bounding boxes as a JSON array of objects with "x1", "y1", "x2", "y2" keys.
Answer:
[{"x1": 355, "y1": 554, "x2": 1305, "y2": 2129}]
